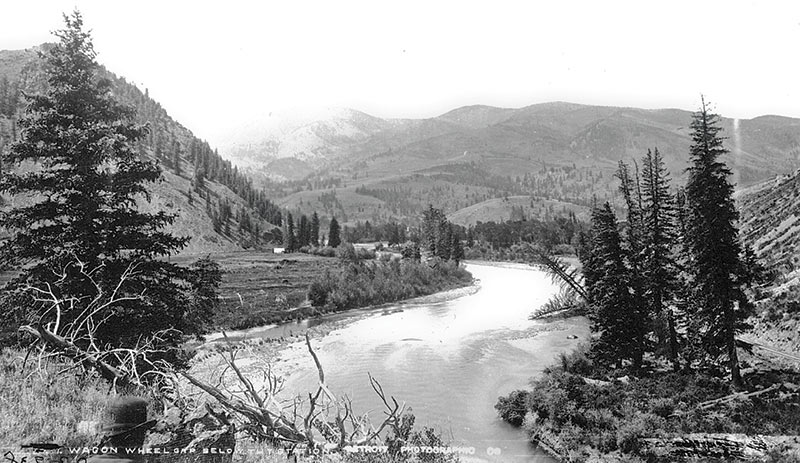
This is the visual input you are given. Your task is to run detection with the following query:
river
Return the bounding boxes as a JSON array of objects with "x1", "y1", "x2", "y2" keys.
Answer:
[{"x1": 207, "y1": 261, "x2": 590, "y2": 462}]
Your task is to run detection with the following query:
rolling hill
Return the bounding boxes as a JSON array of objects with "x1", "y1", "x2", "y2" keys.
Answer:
[
  {"x1": 447, "y1": 195, "x2": 590, "y2": 227},
  {"x1": 229, "y1": 102, "x2": 800, "y2": 226}
]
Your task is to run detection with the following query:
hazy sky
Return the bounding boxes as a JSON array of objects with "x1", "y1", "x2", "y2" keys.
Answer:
[{"x1": 2, "y1": 1, "x2": 799, "y2": 147}]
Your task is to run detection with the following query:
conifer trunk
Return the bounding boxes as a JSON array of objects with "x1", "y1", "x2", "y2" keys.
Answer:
[
  {"x1": 667, "y1": 309, "x2": 680, "y2": 371},
  {"x1": 728, "y1": 328, "x2": 743, "y2": 390}
]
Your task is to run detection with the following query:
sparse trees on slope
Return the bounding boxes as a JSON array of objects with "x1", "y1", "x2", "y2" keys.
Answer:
[
  {"x1": 0, "y1": 11, "x2": 194, "y2": 349},
  {"x1": 684, "y1": 98, "x2": 751, "y2": 389}
]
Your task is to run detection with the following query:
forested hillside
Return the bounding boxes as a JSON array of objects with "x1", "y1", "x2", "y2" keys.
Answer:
[
  {"x1": 738, "y1": 169, "x2": 800, "y2": 291},
  {"x1": 0, "y1": 45, "x2": 283, "y2": 253}
]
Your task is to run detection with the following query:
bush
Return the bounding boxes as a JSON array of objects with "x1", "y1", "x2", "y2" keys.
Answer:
[
  {"x1": 300, "y1": 246, "x2": 337, "y2": 257},
  {"x1": 502, "y1": 353, "x2": 800, "y2": 460},
  {"x1": 495, "y1": 390, "x2": 530, "y2": 427},
  {"x1": 356, "y1": 247, "x2": 376, "y2": 260},
  {"x1": 648, "y1": 398, "x2": 674, "y2": 419},
  {"x1": 337, "y1": 243, "x2": 358, "y2": 262}
]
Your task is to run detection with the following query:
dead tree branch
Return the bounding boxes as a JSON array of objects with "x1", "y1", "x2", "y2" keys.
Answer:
[{"x1": 180, "y1": 333, "x2": 407, "y2": 452}]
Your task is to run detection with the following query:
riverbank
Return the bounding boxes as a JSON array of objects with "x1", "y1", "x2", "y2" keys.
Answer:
[
  {"x1": 308, "y1": 256, "x2": 473, "y2": 311},
  {"x1": 487, "y1": 262, "x2": 800, "y2": 462},
  {"x1": 200, "y1": 252, "x2": 339, "y2": 331},
  {"x1": 202, "y1": 251, "x2": 475, "y2": 332},
  {"x1": 187, "y1": 262, "x2": 593, "y2": 463},
  {"x1": 1, "y1": 261, "x2": 592, "y2": 463},
  {"x1": 192, "y1": 279, "x2": 484, "y2": 385},
  {"x1": 497, "y1": 342, "x2": 800, "y2": 463}
]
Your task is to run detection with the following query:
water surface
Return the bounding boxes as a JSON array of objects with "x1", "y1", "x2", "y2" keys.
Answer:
[{"x1": 264, "y1": 262, "x2": 589, "y2": 461}]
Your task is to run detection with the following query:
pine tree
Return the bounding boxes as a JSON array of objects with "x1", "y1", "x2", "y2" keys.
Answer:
[
  {"x1": 684, "y1": 98, "x2": 751, "y2": 389},
  {"x1": 194, "y1": 167, "x2": 205, "y2": 192},
  {"x1": 587, "y1": 202, "x2": 640, "y2": 368},
  {"x1": 172, "y1": 142, "x2": 182, "y2": 176},
  {"x1": 577, "y1": 229, "x2": 600, "y2": 306},
  {"x1": 615, "y1": 161, "x2": 648, "y2": 368},
  {"x1": 184, "y1": 256, "x2": 222, "y2": 335},
  {"x1": 615, "y1": 161, "x2": 645, "y2": 258},
  {"x1": 0, "y1": 12, "x2": 192, "y2": 349},
  {"x1": 284, "y1": 212, "x2": 296, "y2": 252},
  {"x1": 299, "y1": 215, "x2": 310, "y2": 247},
  {"x1": 0, "y1": 76, "x2": 8, "y2": 116},
  {"x1": 310, "y1": 212, "x2": 320, "y2": 246},
  {"x1": 437, "y1": 220, "x2": 452, "y2": 260},
  {"x1": 422, "y1": 204, "x2": 443, "y2": 255},
  {"x1": 640, "y1": 148, "x2": 681, "y2": 370},
  {"x1": 388, "y1": 222, "x2": 401, "y2": 246},
  {"x1": 451, "y1": 226, "x2": 464, "y2": 264},
  {"x1": 328, "y1": 217, "x2": 341, "y2": 248}
]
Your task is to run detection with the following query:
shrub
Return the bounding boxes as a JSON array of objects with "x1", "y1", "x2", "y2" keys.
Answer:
[
  {"x1": 356, "y1": 247, "x2": 376, "y2": 260},
  {"x1": 503, "y1": 353, "x2": 800, "y2": 460},
  {"x1": 495, "y1": 390, "x2": 530, "y2": 427},
  {"x1": 648, "y1": 398, "x2": 674, "y2": 419}
]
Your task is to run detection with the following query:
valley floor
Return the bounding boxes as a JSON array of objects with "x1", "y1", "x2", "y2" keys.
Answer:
[{"x1": 173, "y1": 251, "x2": 340, "y2": 331}]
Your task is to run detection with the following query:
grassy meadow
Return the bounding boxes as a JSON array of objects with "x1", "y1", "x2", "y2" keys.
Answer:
[{"x1": 171, "y1": 251, "x2": 340, "y2": 331}]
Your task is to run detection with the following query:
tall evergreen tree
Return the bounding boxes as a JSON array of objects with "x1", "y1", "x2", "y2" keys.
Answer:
[
  {"x1": 284, "y1": 212, "x2": 296, "y2": 252},
  {"x1": 615, "y1": 161, "x2": 648, "y2": 368},
  {"x1": 684, "y1": 98, "x2": 751, "y2": 389},
  {"x1": 0, "y1": 76, "x2": 8, "y2": 116},
  {"x1": 298, "y1": 215, "x2": 309, "y2": 247},
  {"x1": 422, "y1": 204, "x2": 445, "y2": 255},
  {"x1": 587, "y1": 202, "x2": 641, "y2": 368},
  {"x1": 328, "y1": 217, "x2": 341, "y2": 248},
  {"x1": 310, "y1": 212, "x2": 320, "y2": 246},
  {"x1": 194, "y1": 167, "x2": 205, "y2": 192},
  {"x1": 640, "y1": 147, "x2": 681, "y2": 370},
  {"x1": 172, "y1": 141, "x2": 182, "y2": 176},
  {"x1": 436, "y1": 220, "x2": 452, "y2": 260},
  {"x1": 451, "y1": 226, "x2": 464, "y2": 264},
  {"x1": 0, "y1": 12, "x2": 193, "y2": 349},
  {"x1": 577, "y1": 229, "x2": 600, "y2": 307}
]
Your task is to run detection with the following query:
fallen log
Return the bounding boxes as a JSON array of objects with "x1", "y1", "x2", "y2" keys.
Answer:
[
  {"x1": 642, "y1": 434, "x2": 800, "y2": 461},
  {"x1": 696, "y1": 383, "x2": 780, "y2": 410},
  {"x1": 530, "y1": 428, "x2": 567, "y2": 463},
  {"x1": 19, "y1": 324, "x2": 130, "y2": 387}
]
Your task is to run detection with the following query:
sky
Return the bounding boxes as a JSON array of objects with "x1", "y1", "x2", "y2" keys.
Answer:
[{"x1": 1, "y1": 1, "x2": 799, "y2": 148}]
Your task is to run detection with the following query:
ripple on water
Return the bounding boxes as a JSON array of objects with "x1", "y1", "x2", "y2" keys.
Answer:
[{"x1": 268, "y1": 263, "x2": 588, "y2": 462}]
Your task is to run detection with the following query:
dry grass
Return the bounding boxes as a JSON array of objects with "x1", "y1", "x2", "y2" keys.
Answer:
[{"x1": 0, "y1": 348, "x2": 128, "y2": 449}]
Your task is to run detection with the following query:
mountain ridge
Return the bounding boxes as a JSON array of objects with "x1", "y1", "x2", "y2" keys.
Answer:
[
  {"x1": 242, "y1": 101, "x2": 800, "y2": 226},
  {"x1": 224, "y1": 101, "x2": 800, "y2": 185}
]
